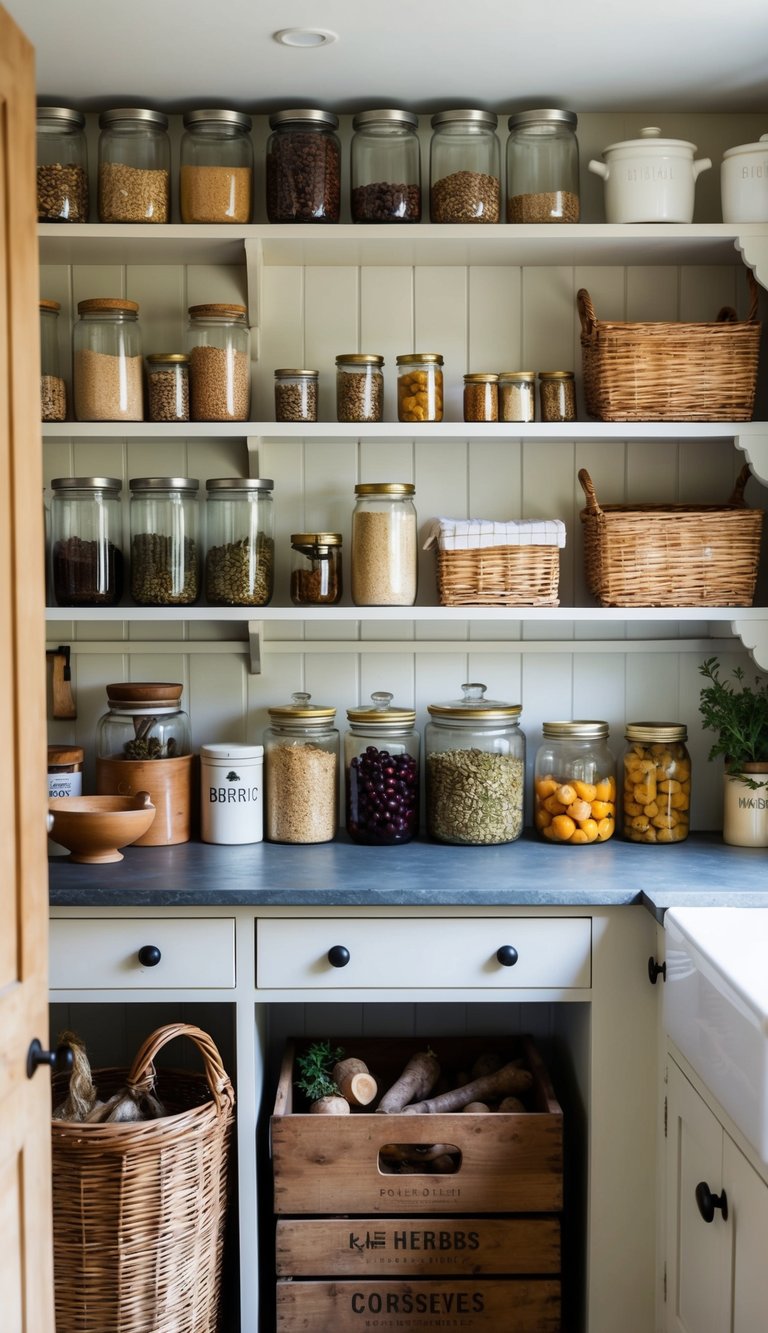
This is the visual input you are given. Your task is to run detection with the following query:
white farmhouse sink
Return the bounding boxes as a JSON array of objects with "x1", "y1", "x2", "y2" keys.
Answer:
[{"x1": 664, "y1": 906, "x2": 768, "y2": 1162}]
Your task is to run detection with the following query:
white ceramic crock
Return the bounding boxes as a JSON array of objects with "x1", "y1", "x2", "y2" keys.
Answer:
[
  {"x1": 589, "y1": 126, "x2": 711, "y2": 223},
  {"x1": 721, "y1": 133, "x2": 768, "y2": 222}
]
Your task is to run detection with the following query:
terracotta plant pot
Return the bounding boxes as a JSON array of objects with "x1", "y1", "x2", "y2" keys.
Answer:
[
  {"x1": 722, "y1": 764, "x2": 768, "y2": 847},
  {"x1": 95, "y1": 754, "x2": 194, "y2": 845}
]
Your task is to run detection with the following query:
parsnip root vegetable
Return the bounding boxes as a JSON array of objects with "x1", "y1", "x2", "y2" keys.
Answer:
[
  {"x1": 402, "y1": 1061, "x2": 533, "y2": 1114},
  {"x1": 469, "y1": 1051, "x2": 504, "y2": 1081},
  {"x1": 376, "y1": 1050, "x2": 441, "y2": 1113},
  {"x1": 332, "y1": 1056, "x2": 378, "y2": 1107},
  {"x1": 309, "y1": 1094, "x2": 350, "y2": 1115},
  {"x1": 498, "y1": 1095, "x2": 526, "y2": 1113}
]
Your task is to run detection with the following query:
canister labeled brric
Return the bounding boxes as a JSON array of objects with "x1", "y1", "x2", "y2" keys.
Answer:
[
  {"x1": 534, "y1": 720, "x2": 616, "y2": 845},
  {"x1": 200, "y1": 743, "x2": 264, "y2": 845},
  {"x1": 264, "y1": 694, "x2": 338, "y2": 844},
  {"x1": 351, "y1": 482, "x2": 417, "y2": 606},
  {"x1": 622, "y1": 723, "x2": 691, "y2": 843},
  {"x1": 48, "y1": 745, "x2": 84, "y2": 799},
  {"x1": 344, "y1": 692, "x2": 419, "y2": 844},
  {"x1": 425, "y1": 683, "x2": 525, "y2": 845}
]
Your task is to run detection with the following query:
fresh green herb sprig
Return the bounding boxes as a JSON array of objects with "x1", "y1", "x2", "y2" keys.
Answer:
[
  {"x1": 295, "y1": 1040, "x2": 345, "y2": 1102},
  {"x1": 698, "y1": 657, "x2": 768, "y2": 789}
]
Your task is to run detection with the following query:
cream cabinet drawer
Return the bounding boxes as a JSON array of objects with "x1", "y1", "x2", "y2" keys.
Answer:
[
  {"x1": 49, "y1": 917, "x2": 236, "y2": 990},
  {"x1": 257, "y1": 917, "x2": 591, "y2": 990}
]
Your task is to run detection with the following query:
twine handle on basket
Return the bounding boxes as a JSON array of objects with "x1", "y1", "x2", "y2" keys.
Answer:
[
  {"x1": 578, "y1": 468, "x2": 603, "y2": 517},
  {"x1": 125, "y1": 1022, "x2": 235, "y2": 1117},
  {"x1": 577, "y1": 289, "x2": 597, "y2": 337},
  {"x1": 729, "y1": 462, "x2": 753, "y2": 507}
]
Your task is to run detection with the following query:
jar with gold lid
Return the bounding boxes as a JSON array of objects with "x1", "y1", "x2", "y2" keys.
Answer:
[
  {"x1": 290, "y1": 532, "x2": 343, "y2": 605},
  {"x1": 396, "y1": 353, "x2": 444, "y2": 422},
  {"x1": 463, "y1": 373, "x2": 499, "y2": 422},
  {"x1": 622, "y1": 723, "x2": 691, "y2": 843},
  {"x1": 264, "y1": 693, "x2": 339, "y2": 844},
  {"x1": 344, "y1": 692, "x2": 419, "y2": 844},
  {"x1": 351, "y1": 482, "x2": 417, "y2": 606},
  {"x1": 425, "y1": 682, "x2": 525, "y2": 845},
  {"x1": 336, "y1": 354, "x2": 384, "y2": 422},
  {"x1": 498, "y1": 371, "x2": 536, "y2": 423},
  {"x1": 534, "y1": 720, "x2": 616, "y2": 844},
  {"x1": 538, "y1": 370, "x2": 576, "y2": 423}
]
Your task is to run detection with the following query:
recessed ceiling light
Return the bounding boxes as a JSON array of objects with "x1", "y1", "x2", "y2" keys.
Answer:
[{"x1": 273, "y1": 28, "x2": 338, "y2": 48}]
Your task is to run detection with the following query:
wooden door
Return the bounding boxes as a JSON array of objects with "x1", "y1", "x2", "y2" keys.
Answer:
[{"x1": 0, "y1": 6, "x2": 55, "y2": 1332}]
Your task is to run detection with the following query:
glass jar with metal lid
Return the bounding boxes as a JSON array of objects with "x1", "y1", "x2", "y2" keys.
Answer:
[
  {"x1": 290, "y1": 532, "x2": 343, "y2": 605},
  {"x1": 538, "y1": 370, "x2": 576, "y2": 423},
  {"x1": 351, "y1": 482, "x2": 417, "y2": 607},
  {"x1": 204, "y1": 477, "x2": 274, "y2": 606},
  {"x1": 40, "y1": 300, "x2": 67, "y2": 422},
  {"x1": 498, "y1": 371, "x2": 536, "y2": 423},
  {"x1": 396, "y1": 353, "x2": 444, "y2": 423},
  {"x1": 430, "y1": 109, "x2": 501, "y2": 223},
  {"x1": 96, "y1": 682, "x2": 191, "y2": 760},
  {"x1": 622, "y1": 723, "x2": 691, "y2": 844},
  {"x1": 274, "y1": 368, "x2": 319, "y2": 422},
  {"x1": 97, "y1": 108, "x2": 170, "y2": 222},
  {"x1": 425, "y1": 682, "x2": 525, "y2": 845},
  {"x1": 463, "y1": 373, "x2": 499, "y2": 423},
  {"x1": 36, "y1": 106, "x2": 88, "y2": 222},
  {"x1": 180, "y1": 109, "x2": 253, "y2": 223},
  {"x1": 266, "y1": 109, "x2": 341, "y2": 223},
  {"x1": 534, "y1": 720, "x2": 616, "y2": 845},
  {"x1": 350, "y1": 109, "x2": 421, "y2": 223},
  {"x1": 145, "y1": 353, "x2": 190, "y2": 423},
  {"x1": 336, "y1": 354, "x2": 384, "y2": 422},
  {"x1": 186, "y1": 303, "x2": 250, "y2": 422},
  {"x1": 344, "y1": 691, "x2": 419, "y2": 845},
  {"x1": 73, "y1": 297, "x2": 143, "y2": 422},
  {"x1": 129, "y1": 477, "x2": 200, "y2": 607},
  {"x1": 506, "y1": 109, "x2": 580, "y2": 223},
  {"x1": 264, "y1": 693, "x2": 339, "y2": 844},
  {"x1": 50, "y1": 476, "x2": 123, "y2": 607}
]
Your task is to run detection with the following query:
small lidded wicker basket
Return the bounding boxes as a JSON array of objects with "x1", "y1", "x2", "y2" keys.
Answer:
[{"x1": 424, "y1": 517, "x2": 566, "y2": 606}]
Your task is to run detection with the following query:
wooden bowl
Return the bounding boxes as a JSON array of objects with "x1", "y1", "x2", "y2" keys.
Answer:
[{"x1": 48, "y1": 792, "x2": 156, "y2": 864}]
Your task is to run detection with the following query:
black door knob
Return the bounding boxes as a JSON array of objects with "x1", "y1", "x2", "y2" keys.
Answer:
[
  {"x1": 695, "y1": 1181, "x2": 728, "y2": 1223},
  {"x1": 138, "y1": 945, "x2": 162, "y2": 967},
  {"x1": 26, "y1": 1038, "x2": 74, "y2": 1080},
  {"x1": 496, "y1": 945, "x2": 519, "y2": 967},
  {"x1": 327, "y1": 945, "x2": 350, "y2": 968},
  {"x1": 648, "y1": 957, "x2": 667, "y2": 984}
]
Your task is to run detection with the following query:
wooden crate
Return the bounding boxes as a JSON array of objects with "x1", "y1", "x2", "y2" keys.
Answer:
[
  {"x1": 271, "y1": 1035, "x2": 563, "y2": 1216},
  {"x1": 275, "y1": 1277, "x2": 561, "y2": 1331}
]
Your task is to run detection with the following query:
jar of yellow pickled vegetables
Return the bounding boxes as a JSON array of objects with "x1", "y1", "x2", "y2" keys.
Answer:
[
  {"x1": 534, "y1": 720, "x2": 616, "y2": 845},
  {"x1": 622, "y1": 723, "x2": 691, "y2": 843}
]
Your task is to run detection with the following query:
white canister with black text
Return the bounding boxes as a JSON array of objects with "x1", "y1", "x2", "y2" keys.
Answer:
[{"x1": 200, "y1": 742, "x2": 264, "y2": 844}]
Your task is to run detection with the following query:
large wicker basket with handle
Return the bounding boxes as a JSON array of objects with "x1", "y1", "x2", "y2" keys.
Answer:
[{"x1": 51, "y1": 1023, "x2": 235, "y2": 1333}]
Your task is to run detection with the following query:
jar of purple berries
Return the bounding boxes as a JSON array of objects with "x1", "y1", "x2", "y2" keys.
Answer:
[
  {"x1": 425, "y1": 683, "x2": 525, "y2": 845},
  {"x1": 344, "y1": 691, "x2": 419, "y2": 845}
]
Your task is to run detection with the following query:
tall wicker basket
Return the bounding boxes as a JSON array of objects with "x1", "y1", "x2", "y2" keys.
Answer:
[{"x1": 51, "y1": 1023, "x2": 235, "y2": 1333}]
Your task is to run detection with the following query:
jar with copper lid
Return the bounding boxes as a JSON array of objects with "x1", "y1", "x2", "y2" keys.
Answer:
[
  {"x1": 463, "y1": 373, "x2": 498, "y2": 422},
  {"x1": 98, "y1": 107, "x2": 170, "y2": 222},
  {"x1": 180, "y1": 109, "x2": 253, "y2": 223},
  {"x1": 425, "y1": 683, "x2": 525, "y2": 845},
  {"x1": 264, "y1": 693, "x2": 339, "y2": 844},
  {"x1": 534, "y1": 720, "x2": 616, "y2": 845},
  {"x1": 336, "y1": 354, "x2": 384, "y2": 422},
  {"x1": 344, "y1": 692, "x2": 419, "y2": 845},
  {"x1": 396, "y1": 353, "x2": 444, "y2": 423},
  {"x1": 40, "y1": 299, "x2": 67, "y2": 421},
  {"x1": 538, "y1": 370, "x2": 576, "y2": 423},
  {"x1": 622, "y1": 723, "x2": 691, "y2": 843},
  {"x1": 290, "y1": 533, "x2": 343, "y2": 605},
  {"x1": 498, "y1": 371, "x2": 536, "y2": 423},
  {"x1": 266, "y1": 109, "x2": 341, "y2": 223},
  {"x1": 37, "y1": 106, "x2": 88, "y2": 222},
  {"x1": 186, "y1": 303, "x2": 250, "y2": 421},
  {"x1": 73, "y1": 298, "x2": 143, "y2": 422}
]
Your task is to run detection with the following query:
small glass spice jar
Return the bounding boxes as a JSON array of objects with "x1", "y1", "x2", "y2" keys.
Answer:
[
  {"x1": 264, "y1": 693, "x2": 339, "y2": 844},
  {"x1": 290, "y1": 532, "x2": 343, "y2": 605},
  {"x1": 180, "y1": 109, "x2": 253, "y2": 223},
  {"x1": 336, "y1": 354, "x2": 384, "y2": 422},
  {"x1": 538, "y1": 370, "x2": 576, "y2": 423},
  {"x1": 37, "y1": 106, "x2": 89, "y2": 222},
  {"x1": 48, "y1": 745, "x2": 84, "y2": 800},
  {"x1": 506, "y1": 109, "x2": 580, "y2": 223},
  {"x1": 98, "y1": 108, "x2": 170, "y2": 223},
  {"x1": 430, "y1": 109, "x2": 501, "y2": 223},
  {"x1": 463, "y1": 373, "x2": 499, "y2": 422},
  {"x1": 534, "y1": 720, "x2": 616, "y2": 845},
  {"x1": 145, "y1": 353, "x2": 190, "y2": 423},
  {"x1": 274, "y1": 368, "x2": 319, "y2": 423},
  {"x1": 129, "y1": 477, "x2": 200, "y2": 606},
  {"x1": 351, "y1": 109, "x2": 421, "y2": 223},
  {"x1": 344, "y1": 692, "x2": 419, "y2": 845},
  {"x1": 622, "y1": 723, "x2": 691, "y2": 844},
  {"x1": 498, "y1": 371, "x2": 536, "y2": 423},
  {"x1": 266, "y1": 109, "x2": 341, "y2": 223},
  {"x1": 425, "y1": 683, "x2": 525, "y2": 845},
  {"x1": 351, "y1": 482, "x2": 417, "y2": 607},
  {"x1": 50, "y1": 476, "x2": 123, "y2": 607},
  {"x1": 40, "y1": 299, "x2": 67, "y2": 421},
  {"x1": 200, "y1": 743, "x2": 264, "y2": 845},
  {"x1": 73, "y1": 297, "x2": 143, "y2": 422},
  {"x1": 396, "y1": 353, "x2": 444, "y2": 423},
  {"x1": 204, "y1": 477, "x2": 274, "y2": 606},
  {"x1": 187, "y1": 303, "x2": 250, "y2": 422}
]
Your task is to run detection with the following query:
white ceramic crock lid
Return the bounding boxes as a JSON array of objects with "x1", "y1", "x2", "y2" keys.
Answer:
[
  {"x1": 723, "y1": 132, "x2": 768, "y2": 159},
  {"x1": 599, "y1": 126, "x2": 698, "y2": 155}
]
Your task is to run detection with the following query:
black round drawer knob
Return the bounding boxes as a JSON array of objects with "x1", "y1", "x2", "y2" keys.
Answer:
[
  {"x1": 496, "y1": 945, "x2": 519, "y2": 967},
  {"x1": 327, "y1": 945, "x2": 351, "y2": 968},
  {"x1": 695, "y1": 1181, "x2": 728, "y2": 1223},
  {"x1": 138, "y1": 945, "x2": 162, "y2": 968}
]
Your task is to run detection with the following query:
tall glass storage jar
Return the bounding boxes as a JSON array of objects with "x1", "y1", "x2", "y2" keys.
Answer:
[
  {"x1": 180, "y1": 109, "x2": 253, "y2": 223},
  {"x1": 40, "y1": 300, "x2": 66, "y2": 421},
  {"x1": 36, "y1": 106, "x2": 88, "y2": 222},
  {"x1": 351, "y1": 109, "x2": 421, "y2": 222},
  {"x1": 344, "y1": 692, "x2": 419, "y2": 845},
  {"x1": 51, "y1": 476, "x2": 123, "y2": 607},
  {"x1": 425, "y1": 683, "x2": 525, "y2": 845},
  {"x1": 187, "y1": 303, "x2": 250, "y2": 422},
  {"x1": 73, "y1": 297, "x2": 143, "y2": 422},
  {"x1": 506, "y1": 109, "x2": 580, "y2": 223},
  {"x1": 266, "y1": 109, "x2": 341, "y2": 223},
  {"x1": 264, "y1": 693, "x2": 339, "y2": 844},
  {"x1": 129, "y1": 477, "x2": 200, "y2": 606},
  {"x1": 430, "y1": 109, "x2": 501, "y2": 222},
  {"x1": 622, "y1": 723, "x2": 691, "y2": 843},
  {"x1": 204, "y1": 477, "x2": 274, "y2": 606},
  {"x1": 534, "y1": 720, "x2": 616, "y2": 845},
  {"x1": 98, "y1": 108, "x2": 170, "y2": 222},
  {"x1": 351, "y1": 482, "x2": 417, "y2": 606}
]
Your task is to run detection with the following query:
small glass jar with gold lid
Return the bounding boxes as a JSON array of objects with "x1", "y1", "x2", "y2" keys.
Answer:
[
  {"x1": 534, "y1": 720, "x2": 616, "y2": 845},
  {"x1": 622, "y1": 722, "x2": 691, "y2": 843}
]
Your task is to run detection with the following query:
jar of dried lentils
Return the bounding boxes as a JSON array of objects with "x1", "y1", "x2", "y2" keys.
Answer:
[
  {"x1": 622, "y1": 723, "x2": 691, "y2": 843},
  {"x1": 336, "y1": 354, "x2": 384, "y2": 422},
  {"x1": 129, "y1": 477, "x2": 200, "y2": 606},
  {"x1": 396, "y1": 353, "x2": 444, "y2": 423},
  {"x1": 266, "y1": 109, "x2": 341, "y2": 223},
  {"x1": 98, "y1": 108, "x2": 170, "y2": 223},
  {"x1": 534, "y1": 720, "x2": 616, "y2": 845},
  {"x1": 351, "y1": 109, "x2": 421, "y2": 223},
  {"x1": 264, "y1": 693, "x2": 339, "y2": 845},
  {"x1": 186, "y1": 303, "x2": 250, "y2": 422},
  {"x1": 463, "y1": 373, "x2": 499, "y2": 422},
  {"x1": 180, "y1": 109, "x2": 253, "y2": 223},
  {"x1": 430, "y1": 109, "x2": 501, "y2": 223},
  {"x1": 274, "y1": 368, "x2": 319, "y2": 423},
  {"x1": 506, "y1": 109, "x2": 580, "y2": 223}
]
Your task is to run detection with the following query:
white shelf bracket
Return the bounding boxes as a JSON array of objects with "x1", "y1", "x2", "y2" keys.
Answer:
[
  {"x1": 732, "y1": 231, "x2": 768, "y2": 293},
  {"x1": 730, "y1": 619, "x2": 768, "y2": 672},
  {"x1": 734, "y1": 431, "x2": 768, "y2": 487},
  {"x1": 247, "y1": 620, "x2": 264, "y2": 675},
  {"x1": 243, "y1": 236, "x2": 263, "y2": 334},
  {"x1": 246, "y1": 436, "x2": 262, "y2": 478}
]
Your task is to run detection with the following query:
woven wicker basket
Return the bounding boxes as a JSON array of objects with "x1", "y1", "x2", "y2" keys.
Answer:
[
  {"x1": 437, "y1": 544, "x2": 560, "y2": 606},
  {"x1": 578, "y1": 271, "x2": 761, "y2": 421},
  {"x1": 578, "y1": 464, "x2": 763, "y2": 607},
  {"x1": 51, "y1": 1023, "x2": 235, "y2": 1333}
]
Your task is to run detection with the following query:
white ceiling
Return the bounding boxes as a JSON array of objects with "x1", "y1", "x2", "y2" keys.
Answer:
[{"x1": 8, "y1": 0, "x2": 768, "y2": 114}]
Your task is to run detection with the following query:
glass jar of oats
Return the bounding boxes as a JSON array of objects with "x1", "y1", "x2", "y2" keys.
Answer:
[
  {"x1": 180, "y1": 109, "x2": 253, "y2": 223},
  {"x1": 97, "y1": 108, "x2": 170, "y2": 222},
  {"x1": 73, "y1": 298, "x2": 143, "y2": 422},
  {"x1": 264, "y1": 693, "x2": 339, "y2": 844},
  {"x1": 351, "y1": 482, "x2": 417, "y2": 606},
  {"x1": 622, "y1": 723, "x2": 691, "y2": 843},
  {"x1": 186, "y1": 303, "x2": 250, "y2": 422}
]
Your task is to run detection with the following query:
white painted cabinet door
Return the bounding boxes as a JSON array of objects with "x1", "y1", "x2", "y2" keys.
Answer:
[{"x1": 725, "y1": 1133, "x2": 768, "y2": 1333}]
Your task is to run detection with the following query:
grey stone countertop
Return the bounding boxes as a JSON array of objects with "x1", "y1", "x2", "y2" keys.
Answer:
[{"x1": 47, "y1": 831, "x2": 768, "y2": 921}]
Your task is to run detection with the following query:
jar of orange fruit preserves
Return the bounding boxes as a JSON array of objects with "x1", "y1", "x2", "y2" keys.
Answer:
[{"x1": 534, "y1": 720, "x2": 616, "y2": 845}]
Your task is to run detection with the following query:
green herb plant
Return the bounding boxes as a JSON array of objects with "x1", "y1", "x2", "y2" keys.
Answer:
[
  {"x1": 295, "y1": 1040, "x2": 345, "y2": 1103},
  {"x1": 698, "y1": 656, "x2": 768, "y2": 789}
]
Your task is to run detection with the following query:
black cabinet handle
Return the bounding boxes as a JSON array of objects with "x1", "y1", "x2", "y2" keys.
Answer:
[
  {"x1": 648, "y1": 957, "x2": 666, "y2": 984},
  {"x1": 695, "y1": 1181, "x2": 728, "y2": 1223},
  {"x1": 496, "y1": 945, "x2": 519, "y2": 967},
  {"x1": 138, "y1": 945, "x2": 162, "y2": 967},
  {"x1": 27, "y1": 1038, "x2": 73, "y2": 1080},
  {"x1": 327, "y1": 945, "x2": 350, "y2": 968}
]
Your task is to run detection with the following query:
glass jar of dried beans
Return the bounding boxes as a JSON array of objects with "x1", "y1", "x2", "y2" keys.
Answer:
[
  {"x1": 145, "y1": 353, "x2": 190, "y2": 423},
  {"x1": 97, "y1": 108, "x2": 170, "y2": 223},
  {"x1": 336, "y1": 354, "x2": 384, "y2": 422},
  {"x1": 266, "y1": 109, "x2": 341, "y2": 223},
  {"x1": 36, "y1": 106, "x2": 88, "y2": 222},
  {"x1": 51, "y1": 476, "x2": 124, "y2": 607},
  {"x1": 430, "y1": 109, "x2": 501, "y2": 223},
  {"x1": 351, "y1": 109, "x2": 421, "y2": 223},
  {"x1": 274, "y1": 368, "x2": 319, "y2": 422}
]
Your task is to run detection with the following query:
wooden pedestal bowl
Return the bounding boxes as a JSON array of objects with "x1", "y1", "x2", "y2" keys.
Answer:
[{"x1": 48, "y1": 792, "x2": 156, "y2": 863}]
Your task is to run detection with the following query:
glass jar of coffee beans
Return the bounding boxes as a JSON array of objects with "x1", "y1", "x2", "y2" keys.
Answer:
[
  {"x1": 506, "y1": 109, "x2": 580, "y2": 223},
  {"x1": 51, "y1": 476, "x2": 124, "y2": 607},
  {"x1": 266, "y1": 109, "x2": 341, "y2": 223},
  {"x1": 204, "y1": 477, "x2": 274, "y2": 606},
  {"x1": 336, "y1": 354, "x2": 384, "y2": 422},
  {"x1": 430, "y1": 109, "x2": 501, "y2": 223},
  {"x1": 351, "y1": 109, "x2": 421, "y2": 222},
  {"x1": 129, "y1": 477, "x2": 200, "y2": 606}
]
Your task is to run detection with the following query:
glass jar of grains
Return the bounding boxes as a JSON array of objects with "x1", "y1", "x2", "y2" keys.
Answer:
[
  {"x1": 396, "y1": 353, "x2": 444, "y2": 422},
  {"x1": 506, "y1": 109, "x2": 580, "y2": 223},
  {"x1": 622, "y1": 723, "x2": 691, "y2": 844},
  {"x1": 498, "y1": 371, "x2": 536, "y2": 423},
  {"x1": 40, "y1": 300, "x2": 67, "y2": 421},
  {"x1": 430, "y1": 109, "x2": 501, "y2": 222},
  {"x1": 145, "y1": 353, "x2": 190, "y2": 423},
  {"x1": 534, "y1": 720, "x2": 616, "y2": 845},
  {"x1": 425, "y1": 683, "x2": 526, "y2": 845},
  {"x1": 36, "y1": 105, "x2": 88, "y2": 222},
  {"x1": 336, "y1": 354, "x2": 384, "y2": 422},
  {"x1": 266, "y1": 109, "x2": 341, "y2": 223},
  {"x1": 463, "y1": 373, "x2": 499, "y2": 422},
  {"x1": 204, "y1": 477, "x2": 274, "y2": 606},
  {"x1": 129, "y1": 476, "x2": 200, "y2": 606},
  {"x1": 538, "y1": 370, "x2": 576, "y2": 423},
  {"x1": 73, "y1": 298, "x2": 143, "y2": 422},
  {"x1": 51, "y1": 476, "x2": 123, "y2": 607},
  {"x1": 274, "y1": 368, "x2": 319, "y2": 422},
  {"x1": 290, "y1": 532, "x2": 343, "y2": 605},
  {"x1": 180, "y1": 109, "x2": 253, "y2": 223},
  {"x1": 264, "y1": 693, "x2": 339, "y2": 844},
  {"x1": 351, "y1": 481, "x2": 417, "y2": 606},
  {"x1": 186, "y1": 303, "x2": 250, "y2": 422},
  {"x1": 350, "y1": 109, "x2": 421, "y2": 223},
  {"x1": 344, "y1": 692, "x2": 419, "y2": 845},
  {"x1": 97, "y1": 107, "x2": 170, "y2": 223}
]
